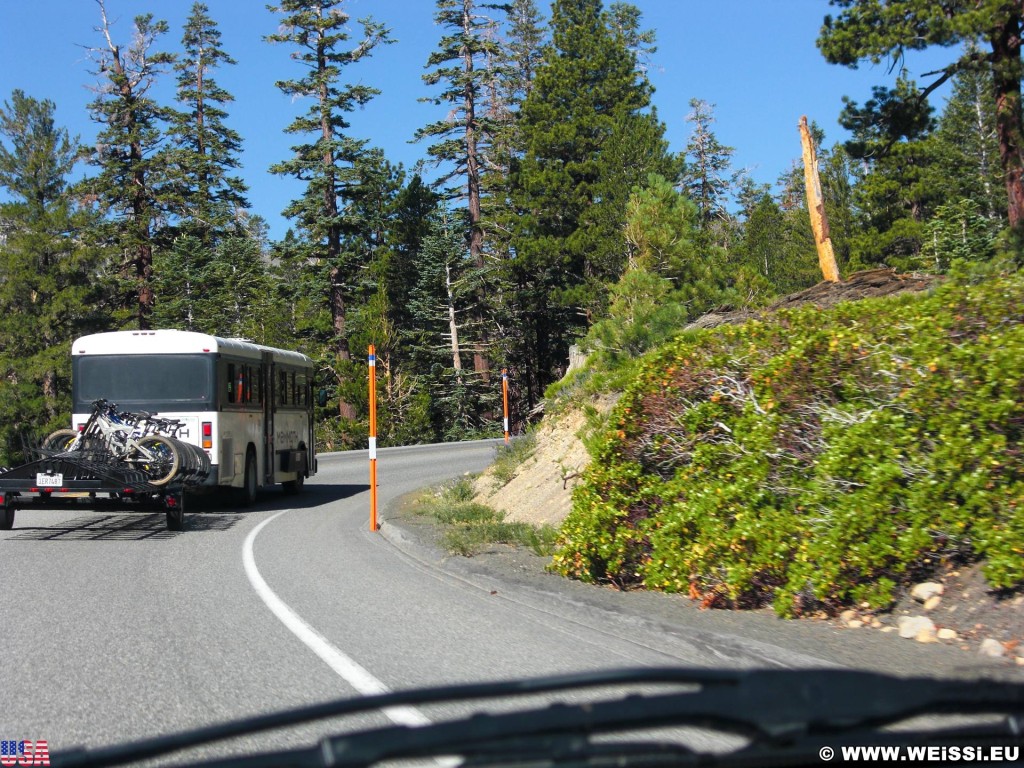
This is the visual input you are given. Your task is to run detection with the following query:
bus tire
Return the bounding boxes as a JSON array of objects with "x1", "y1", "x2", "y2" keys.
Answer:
[
  {"x1": 282, "y1": 446, "x2": 306, "y2": 495},
  {"x1": 240, "y1": 449, "x2": 258, "y2": 507},
  {"x1": 282, "y1": 471, "x2": 304, "y2": 495}
]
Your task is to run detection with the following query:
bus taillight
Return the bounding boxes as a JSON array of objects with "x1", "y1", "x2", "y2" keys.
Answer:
[{"x1": 202, "y1": 422, "x2": 212, "y2": 449}]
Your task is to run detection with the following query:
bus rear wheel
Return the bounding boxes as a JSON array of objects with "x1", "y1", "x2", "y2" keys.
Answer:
[
  {"x1": 239, "y1": 449, "x2": 258, "y2": 507},
  {"x1": 282, "y1": 471, "x2": 304, "y2": 495}
]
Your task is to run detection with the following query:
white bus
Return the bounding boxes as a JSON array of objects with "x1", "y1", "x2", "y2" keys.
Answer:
[{"x1": 69, "y1": 330, "x2": 316, "y2": 502}]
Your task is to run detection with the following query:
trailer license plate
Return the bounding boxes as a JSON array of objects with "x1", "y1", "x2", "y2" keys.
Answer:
[{"x1": 36, "y1": 473, "x2": 63, "y2": 487}]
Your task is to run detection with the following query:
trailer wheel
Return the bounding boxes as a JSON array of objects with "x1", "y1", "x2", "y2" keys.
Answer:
[
  {"x1": 0, "y1": 504, "x2": 14, "y2": 530},
  {"x1": 165, "y1": 494, "x2": 185, "y2": 531}
]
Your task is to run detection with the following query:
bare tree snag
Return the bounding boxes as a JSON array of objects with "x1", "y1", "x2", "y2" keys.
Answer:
[
  {"x1": 446, "y1": 262, "x2": 463, "y2": 372},
  {"x1": 799, "y1": 116, "x2": 840, "y2": 283}
]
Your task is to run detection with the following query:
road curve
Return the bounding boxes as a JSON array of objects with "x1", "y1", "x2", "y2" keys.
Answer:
[{"x1": 0, "y1": 439, "x2": 969, "y2": 761}]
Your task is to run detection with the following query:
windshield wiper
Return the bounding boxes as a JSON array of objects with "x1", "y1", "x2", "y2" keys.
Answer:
[{"x1": 55, "y1": 667, "x2": 1024, "y2": 768}]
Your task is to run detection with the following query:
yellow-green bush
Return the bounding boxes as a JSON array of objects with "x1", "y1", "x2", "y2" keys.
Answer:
[{"x1": 551, "y1": 272, "x2": 1024, "y2": 616}]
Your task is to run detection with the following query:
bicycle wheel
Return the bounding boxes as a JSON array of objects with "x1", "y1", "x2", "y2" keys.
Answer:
[
  {"x1": 167, "y1": 437, "x2": 196, "y2": 478},
  {"x1": 135, "y1": 435, "x2": 180, "y2": 486},
  {"x1": 43, "y1": 429, "x2": 79, "y2": 452}
]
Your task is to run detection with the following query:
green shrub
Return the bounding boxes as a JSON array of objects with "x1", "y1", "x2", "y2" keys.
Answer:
[
  {"x1": 491, "y1": 431, "x2": 538, "y2": 487},
  {"x1": 552, "y1": 272, "x2": 1024, "y2": 616},
  {"x1": 416, "y1": 476, "x2": 559, "y2": 557}
]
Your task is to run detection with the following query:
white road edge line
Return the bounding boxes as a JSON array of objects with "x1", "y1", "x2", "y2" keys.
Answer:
[{"x1": 242, "y1": 510, "x2": 430, "y2": 728}]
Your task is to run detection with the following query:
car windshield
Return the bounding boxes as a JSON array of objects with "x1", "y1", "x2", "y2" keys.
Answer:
[{"x1": 1, "y1": 1, "x2": 1022, "y2": 767}]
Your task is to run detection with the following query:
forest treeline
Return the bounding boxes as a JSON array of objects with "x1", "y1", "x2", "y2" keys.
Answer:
[{"x1": 1, "y1": 0, "x2": 1021, "y2": 464}]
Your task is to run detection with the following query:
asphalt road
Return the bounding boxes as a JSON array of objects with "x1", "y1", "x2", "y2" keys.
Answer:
[{"x1": 0, "y1": 440, "x2": 1006, "y2": 762}]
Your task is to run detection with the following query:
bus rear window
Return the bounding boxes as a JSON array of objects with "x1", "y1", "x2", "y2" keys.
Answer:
[{"x1": 73, "y1": 354, "x2": 215, "y2": 410}]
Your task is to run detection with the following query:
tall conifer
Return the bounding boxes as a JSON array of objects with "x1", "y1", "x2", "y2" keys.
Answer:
[
  {"x1": 266, "y1": 0, "x2": 393, "y2": 420},
  {"x1": 166, "y1": 2, "x2": 249, "y2": 242},
  {"x1": 82, "y1": 2, "x2": 173, "y2": 329},
  {"x1": 0, "y1": 92, "x2": 107, "y2": 461},
  {"x1": 819, "y1": 0, "x2": 1024, "y2": 232},
  {"x1": 509, "y1": 0, "x2": 670, "y2": 401},
  {"x1": 416, "y1": 0, "x2": 506, "y2": 379}
]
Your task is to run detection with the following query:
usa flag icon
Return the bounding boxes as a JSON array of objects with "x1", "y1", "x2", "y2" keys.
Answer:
[{"x1": 0, "y1": 741, "x2": 49, "y2": 767}]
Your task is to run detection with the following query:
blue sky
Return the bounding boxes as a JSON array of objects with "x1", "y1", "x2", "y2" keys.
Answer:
[{"x1": 1, "y1": 1, "x2": 953, "y2": 240}]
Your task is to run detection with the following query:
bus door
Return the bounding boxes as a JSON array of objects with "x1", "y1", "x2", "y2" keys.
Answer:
[{"x1": 262, "y1": 352, "x2": 275, "y2": 485}]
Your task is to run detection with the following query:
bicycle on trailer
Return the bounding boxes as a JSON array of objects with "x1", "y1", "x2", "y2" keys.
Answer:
[
  {"x1": 128, "y1": 411, "x2": 210, "y2": 483},
  {"x1": 42, "y1": 399, "x2": 181, "y2": 486}
]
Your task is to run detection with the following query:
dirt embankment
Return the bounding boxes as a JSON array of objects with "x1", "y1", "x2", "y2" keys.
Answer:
[
  {"x1": 687, "y1": 267, "x2": 936, "y2": 330},
  {"x1": 472, "y1": 405, "x2": 603, "y2": 528}
]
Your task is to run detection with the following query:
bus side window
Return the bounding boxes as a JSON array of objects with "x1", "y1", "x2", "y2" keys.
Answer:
[
  {"x1": 244, "y1": 366, "x2": 253, "y2": 403},
  {"x1": 254, "y1": 366, "x2": 262, "y2": 404},
  {"x1": 279, "y1": 370, "x2": 288, "y2": 405},
  {"x1": 226, "y1": 363, "x2": 236, "y2": 404}
]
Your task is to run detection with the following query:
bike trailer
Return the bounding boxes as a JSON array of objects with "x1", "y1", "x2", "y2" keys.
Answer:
[{"x1": 0, "y1": 450, "x2": 189, "y2": 532}]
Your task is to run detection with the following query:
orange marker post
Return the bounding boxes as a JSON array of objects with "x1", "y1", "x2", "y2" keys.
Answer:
[
  {"x1": 502, "y1": 368, "x2": 510, "y2": 444},
  {"x1": 368, "y1": 345, "x2": 378, "y2": 532}
]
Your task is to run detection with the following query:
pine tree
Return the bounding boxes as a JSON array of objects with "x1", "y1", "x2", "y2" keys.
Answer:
[
  {"x1": 338, "y1": 147, "x2": 404, "y2": 386},
  {"x1": 486, "y1": 0, "x2": 545, "y2": 193},
  {"x1": 266, "y1": 0, "x2": 393, "y2": 421},
  {"x1": 839, "y1": 75, "x2": 942, "y2": 269},
  {"x1": 482, "y1": 0, "x2": 545, "y2": 411},
  {"x1": 509, "y1": 0, "x2": 671, "y2": 402},
  {"x1": 679, "y1": 99, "x2": 737, "y2": 239},
  {"x1": 739, "y1": 189, "x2": 819, "y2": 295},
  {"x1": 923, "y1": 198, "x2": 998, "y2": 271},
  {"x1": 82, "y1": 2, "x2": 174, "y2": 329},
  {"x1": 416, "y1": 0, "x2": 506, "y2": 379},
  {"x1": 200, "y1": 236, "x2": 278, "y2": 340},
  {"x1": 606, "y1": 1, "x2": 657, "y2": 67},
  {"x1": 165, "y1": 2, "x2": 249, "y2": 242},
  {"x1": 934, "y1": 56, "x2": 1005, "y2": 224},
  {"x1": 404, "y1": 209, "x2": 495, "y2": 441},
  {"x1": 501, "y1": 0, "x2": 546, "y2": 106},
  {"x1": 0, "y1": 92, "x2": 108, "y2": 463},
  {"x1": 151, "y1": 234, "x2": 279, "y2": 341},
  {"x1": 387, "y1": 174, "x2": 442, "y2": 337},
  {"x1": 270, "y1": 228, "x2": 335, "y2": 354},
  {"x1": 818, "y1": 0, "x2": 1024, "y2": 232},
  {"x1": 150, "y1": 235, "x2": 211, "y2": 331},
  {"x1": 622, "y1": 174, "x2": 727, "y2": 318}
]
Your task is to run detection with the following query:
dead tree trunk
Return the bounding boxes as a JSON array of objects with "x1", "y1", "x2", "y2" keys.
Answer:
[{"x1": 800, "y1": 116, "x2": 840, "y2": 283}]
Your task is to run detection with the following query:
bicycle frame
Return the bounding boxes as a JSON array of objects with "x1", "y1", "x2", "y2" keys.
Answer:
[{"x1": 63, "y1": 401, "x2": 169, "y2": 467}]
